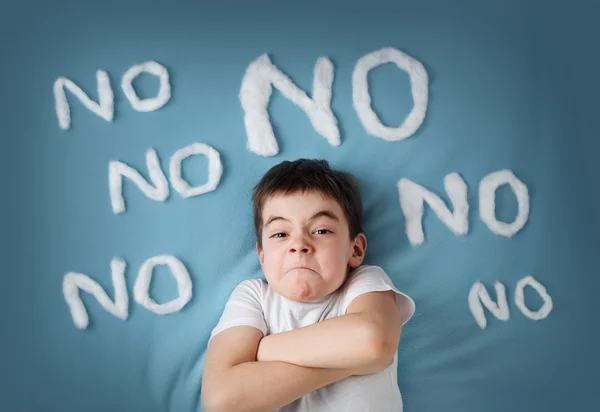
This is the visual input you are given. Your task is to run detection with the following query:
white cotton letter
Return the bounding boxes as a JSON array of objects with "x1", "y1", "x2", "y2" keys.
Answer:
[
  {"x1": 398, "y1": 173, "x2": 468, "y2": 247},
  {"x1": 133, "y1": 255, "x2": 192, "y2": 315},
  {"x1": 54, "y1": 71, "x2": 114, "y2": 130},
  {"x1": 239, "y1": 54, "x2": 339, "y2": 156},
  {"x1": 468, "y1": 281, "x2": 510, "y2": 330},
  {"x1": 169, "y1": 143, "x2": 223, "y2": 198},
  {"x1": 121, "y1": 61, "x2": 171, "y2": 112},
  {"x1": 353, "y1": 47, "x2": 428, "y2": 141},
  {"x1": 479, "y1": 170, "x2": 529, "y2": 237},
  {"x1": 63, "y1": 258, "x2": 128, "y2": 330},
  {"x1": 109, "y1": 148, "x2": 169, "y2": 214},
  {"x1": 515, "y1": 276, "x2": 553, "y2": 321}
]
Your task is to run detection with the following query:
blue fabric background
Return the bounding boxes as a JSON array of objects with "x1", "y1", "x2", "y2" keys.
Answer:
[{"x1": 1, "y1": 0, "x2": 598, "y2": 411}]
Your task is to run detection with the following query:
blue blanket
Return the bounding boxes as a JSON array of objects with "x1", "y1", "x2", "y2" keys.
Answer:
[{"x1": 2, "y1": 0, "x2": 598, "y2": 411}]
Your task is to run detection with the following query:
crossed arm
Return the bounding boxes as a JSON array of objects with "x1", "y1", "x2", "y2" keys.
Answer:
[{"x1": 200, "y1": 290, "x2": 403, "y2": 412}]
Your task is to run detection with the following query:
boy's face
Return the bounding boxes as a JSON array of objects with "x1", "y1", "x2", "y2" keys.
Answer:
[{"x1": 257, "y1": 190, "x2": 367, "y2": 302}]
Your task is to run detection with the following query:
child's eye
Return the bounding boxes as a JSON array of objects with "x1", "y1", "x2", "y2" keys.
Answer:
[
  {"x1": 270, "y1": 232, "x2": 287, "y2": 238},
  {"x1": 313, "y1": 229, "x2": 332, "y2": 235}
]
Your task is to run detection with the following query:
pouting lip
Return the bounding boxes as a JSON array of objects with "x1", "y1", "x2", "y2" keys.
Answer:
[{"x1": 285, "y1": 266, "x2": 316, "y2": 275}]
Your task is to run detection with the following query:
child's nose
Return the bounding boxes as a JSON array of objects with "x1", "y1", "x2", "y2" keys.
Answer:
[
  {"x1": 289, "y1": 246, "x2": 311, "y2": 254},
  {"x1": 289, "y1": 237, "x2": 313, "y2": 254}
]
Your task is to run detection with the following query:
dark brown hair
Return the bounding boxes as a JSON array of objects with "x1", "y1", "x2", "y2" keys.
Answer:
[{"x1": 252, "y1": 159, "x2": 363, "y2": 248}]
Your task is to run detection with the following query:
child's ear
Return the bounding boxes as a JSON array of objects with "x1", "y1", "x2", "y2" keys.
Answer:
[
  {"x1": 256, "y1": 242, "x2": 265, "y2": 265},
  {"x1": 348, "y1": 233, "x2": 367, "y2": 268}
]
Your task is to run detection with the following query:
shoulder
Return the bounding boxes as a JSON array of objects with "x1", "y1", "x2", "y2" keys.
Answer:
[
  {"x1": 236, "y1": 278, "x2": 268, "y2": 289},
  {"x1": 350, "y1": 265, "x2": 388, "y2": 278},
  {"x1": 227, "y1": 278, "x2": 268, "y2": 301},
  {"x1": 209, "y1": 278, "x2": 270, "y2": 342},
  {"x1": 343, "y1": 265, "x2": 393, "y2": 288},
  {"x1": 218, "y1": 278, "x2": 270, "y2": 317},
  {"x1": 339, "y1": 265, "x2": 416, "y2": 324}
]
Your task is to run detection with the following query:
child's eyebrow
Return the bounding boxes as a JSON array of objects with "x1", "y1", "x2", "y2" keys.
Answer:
[
  {"x1": 308, "y1": 210, "x2": 340, "y2": 223},
  {"x1": 264, "y1": 210, "x2": 339, "y2": 227},
  {"x1": 264, "y1": 216, "x2": 289, "y2": 227}
]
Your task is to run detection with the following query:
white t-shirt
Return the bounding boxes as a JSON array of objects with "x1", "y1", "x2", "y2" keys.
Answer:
[{"x1": 209, "y1": 265, "x2": 416, "y2": 412}]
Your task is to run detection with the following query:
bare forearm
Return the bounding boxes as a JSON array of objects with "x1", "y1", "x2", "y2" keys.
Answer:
[
  {"x1": 257, "y1": 313, "x2": 396, "y2": 369},
  {"x1": 202, "y1": 360, "x2": 352, "y2": 412}
]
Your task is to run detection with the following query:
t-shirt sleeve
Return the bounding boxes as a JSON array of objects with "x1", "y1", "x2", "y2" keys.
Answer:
[
  {"x1": 339, "y1": 265, "x2": 416, "y2": 325},
  {"x1": 209, "y1": 279, "x2": 268, "y2": 342}
]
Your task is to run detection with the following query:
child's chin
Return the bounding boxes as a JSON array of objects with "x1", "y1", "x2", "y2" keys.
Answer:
[
  {"x1": 287, "y1": 289, "x2": 314, "y2": 302},
  {"x1": 285, "y1": 283, "x2": 319, "y2": 302}
]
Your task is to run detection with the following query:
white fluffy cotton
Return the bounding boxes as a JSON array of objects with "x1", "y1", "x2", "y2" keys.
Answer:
[
  {"x1": 63, "y1": 258, "x2": 129, "y2": 330},
  {"x1": 133, "y1": 255, "x2": 192, "y2": 315},
  {"x1": 398, "y1": 172, "x2": 469, "y2": 247},
  {"x1": 515, "y1": 276, "x2": 553, "y2": 321},
  {"x1": 109, "y1": 148, "x2": 169, "y2": 214},
  {"x1": 54, "y1": 70, "x2": 114, "y2": 130},
  {"x1": 479, "y1": 170, "x2": 529, "y2": 237},
  {"x1": 468, "y1": 281, "x2": 510, "y2": 330},
  {"x1": 353, "y1": 47, "x2": 428, "y2": 141},
  {"x1": 169, "y1": 142, "x2": 222, "y2": 198},
  {"x1": 240, "y1": 54, "x2": 339, "y2": 156},
  {"x1": 121, "y1": 61, "x2": 171, "y2": 112}
]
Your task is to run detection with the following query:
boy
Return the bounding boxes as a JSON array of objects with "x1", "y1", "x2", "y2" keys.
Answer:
[{"x1": 201, "y1": 159, "x2": 415, "y2": 412}]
